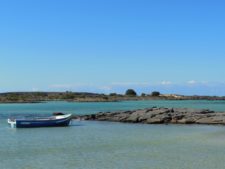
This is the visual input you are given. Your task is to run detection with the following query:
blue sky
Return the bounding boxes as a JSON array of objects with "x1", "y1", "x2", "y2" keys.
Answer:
[{"x1": 0, "y1": 0, "x2": 225, "y2": 95}]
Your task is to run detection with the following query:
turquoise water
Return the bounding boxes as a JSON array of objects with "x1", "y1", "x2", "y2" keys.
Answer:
[
  {"x1": 0, "y1": 100, "x2": 225, "y2": 118},
  {"x1": 1, "y1": 100, "x2": 225, "y2": 169}
]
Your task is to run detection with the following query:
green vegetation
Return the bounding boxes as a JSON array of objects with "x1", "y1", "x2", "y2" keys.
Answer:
[
  {"x1": 0, "y1": 92, "x2": 105, "y2": 103},
  {"x1": 61, "y1": 92, "x2": 76, "y2": 99},
  {"x1": 109, "y1": 93, "x2": 117, "y2": 96},
  {"x1": 6, "y1": 93, "x2": 21, "y2": 101},
  {"x1": 141, "y1": 93, "x2": 146, "y2": 97},
  {"x1": 151, "y1": 91, "x2": 160, "y2": 96},
  {"x1": 125, "y1": 89, "x2": 137, "y2": 96},
  {"x1": 0, "y1": 91, "x2": 225, "y2": 103}
]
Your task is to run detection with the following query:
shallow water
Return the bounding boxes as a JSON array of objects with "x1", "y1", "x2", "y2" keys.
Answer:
[
  {"x1": 0, "y1": 100, "x2": 225, "y2": 119},
  {"x1": 1, "y1": 100, "x2": 225, "y2": 169},
  {"x1": 1, "y1": 121, "x2": 225, "y2": 169}
]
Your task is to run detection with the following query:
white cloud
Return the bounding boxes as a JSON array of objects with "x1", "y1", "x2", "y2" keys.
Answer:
[
  {"x1": 161, "y1": 81, "x2": 172, "y2": 85},
  {"x1": 50, "y1": 84, "x2": 73, "y2": 89},
  {"x1": 50, "y1": 83, "x2": 95, "y2": 89},
  {"x1": 187, "y1": 80, "x2": 197, "y2": 85},
  {"x1": 98, "y1": 86, "x2": 112, "y2": 91},
  {"x1": 111, "y1": 82, "x2": 150, "y2": 87},
  {"x1": 31, "y1": 87, "x2": 39, "y2": 92}
]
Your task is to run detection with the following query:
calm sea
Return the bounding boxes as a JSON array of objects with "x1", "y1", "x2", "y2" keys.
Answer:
[{"x1": 1, "y1": 100, "x2": 225, "y2": 169}]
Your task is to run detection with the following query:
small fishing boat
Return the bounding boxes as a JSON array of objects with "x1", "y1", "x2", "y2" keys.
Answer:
[{"x1": 7, "y1": 114, "x2": 72, "y2": 128}]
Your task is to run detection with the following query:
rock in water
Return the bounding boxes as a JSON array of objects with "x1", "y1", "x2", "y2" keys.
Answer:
[
  {"x1": 75, "y1": 107, "x2": 225, "y2": 125},
  {"x1": 53, "y1": 112, "x2": 65, "y2": 116}
]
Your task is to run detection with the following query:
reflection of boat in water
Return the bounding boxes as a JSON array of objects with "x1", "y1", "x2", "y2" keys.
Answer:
[{"x1": 7, "y1": 114, "x2": 72, "y2": 128}]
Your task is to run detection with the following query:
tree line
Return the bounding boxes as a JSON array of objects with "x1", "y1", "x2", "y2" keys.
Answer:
[{"x1": 124, "y1": 89, "x2": 160, "y2": 97}]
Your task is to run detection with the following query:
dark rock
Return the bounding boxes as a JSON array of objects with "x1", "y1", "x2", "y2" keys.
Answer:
[
  {"x1": 53, "y1": 112, "x2": 65, "y2": 116},
  {"x1": 75, "y1": 107, "x2": 225, "y2": 125}
]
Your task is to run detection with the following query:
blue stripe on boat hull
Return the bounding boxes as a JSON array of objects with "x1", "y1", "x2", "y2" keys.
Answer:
[{"x1": 16, "y1": 118, "x2": 71, "y2": 128}]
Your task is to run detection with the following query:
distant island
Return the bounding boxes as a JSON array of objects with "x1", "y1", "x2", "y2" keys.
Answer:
[{"x1": 0, "y1": 89, "x2": 225, "y2": 103}]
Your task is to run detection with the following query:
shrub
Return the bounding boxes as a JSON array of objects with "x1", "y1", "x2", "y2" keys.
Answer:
[
  {"x1": 151, "y1": 91, "x2": 160, "y2": 96},
  {"x1": 125, "y1": 89, "x2": 137, "y2": 96},
  {"x1": 141, "y1": 93, "x2": 146, "y2": 97},
  {"x1": 109, "y1": 93, "x2": 117, "y2": 96},
  {"x1": 62, "y1": 92, "x2": 76, "y2": 99}
]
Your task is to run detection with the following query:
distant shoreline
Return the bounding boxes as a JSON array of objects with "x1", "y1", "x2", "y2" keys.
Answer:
[{"x1": 0, "y1": 92, "x2": 225, "y2": 103}]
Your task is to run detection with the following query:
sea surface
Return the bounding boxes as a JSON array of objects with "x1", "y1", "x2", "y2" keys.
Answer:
[{"x1": 1, "y1": 100, "x2": 225, "y2": 169}]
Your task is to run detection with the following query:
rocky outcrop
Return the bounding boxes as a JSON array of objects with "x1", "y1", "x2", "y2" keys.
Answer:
[{"x1": 74, "y1": 107, "x2": 225, "y2": 125}]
